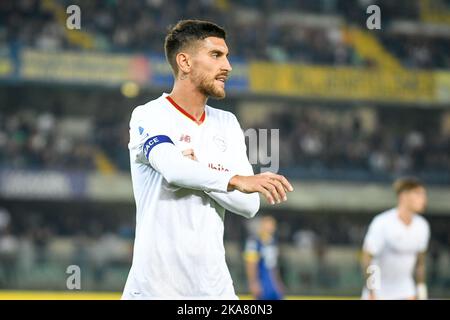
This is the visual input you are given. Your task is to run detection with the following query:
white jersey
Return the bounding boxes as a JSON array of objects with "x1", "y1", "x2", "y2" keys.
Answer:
[
  {"x1": 122, "y1": 93, "x2": 260, "y2": 299},
  {"x1": 362, "y1": 208, "x2": 430, "y2": 300}
]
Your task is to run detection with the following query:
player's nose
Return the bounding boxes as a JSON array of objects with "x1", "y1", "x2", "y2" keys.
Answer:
[{"x1": 223, "y1": 58, "x2": 232, "y2": 73}]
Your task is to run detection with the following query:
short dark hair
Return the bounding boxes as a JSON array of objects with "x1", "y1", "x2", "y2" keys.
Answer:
[
  {"x1": 393, "y1": 177, "x2": 425, "y2": 196},
  {"x1": 164, "y1": 20, "x2": 226, "y2": 75}
]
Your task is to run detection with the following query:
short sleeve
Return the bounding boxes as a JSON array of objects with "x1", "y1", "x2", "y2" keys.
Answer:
[{"x1": 363, "y1": 216, "x2": 385, "y2": 256}]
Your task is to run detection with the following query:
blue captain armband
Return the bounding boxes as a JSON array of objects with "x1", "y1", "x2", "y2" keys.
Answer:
[{"x1": 143, "y1": 135, "x2": 174, "y2": 160}]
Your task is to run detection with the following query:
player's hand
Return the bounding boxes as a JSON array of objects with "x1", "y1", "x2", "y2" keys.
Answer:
[
  {"x1": 249, "y1": 281, "x2": 262, "y2": 299},
  {"x1": 368, "y1": 291, "x2": 377, "y2": 300},
  {"x1": 227, "y1": 172, "x2": 294, "y2": 205},
  {"x1": 276, "y1": 281, "x2": 286, "y2": 296},
  {"x1": 182, "y1": 148, "x2": 198, "y2": 161}
]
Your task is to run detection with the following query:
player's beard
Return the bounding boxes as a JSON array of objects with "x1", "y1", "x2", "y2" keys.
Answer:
[{"x1": 193, "y1": 70, "x2": 226, "y2": 99}]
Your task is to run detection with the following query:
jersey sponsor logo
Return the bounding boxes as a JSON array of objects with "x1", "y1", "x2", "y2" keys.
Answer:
[
  {"x1": 143, "y1": 135, "x2": 174, "y2": 159},
  {"x1": 208, "y1": 162, "x2": 229, "y2": 172}
]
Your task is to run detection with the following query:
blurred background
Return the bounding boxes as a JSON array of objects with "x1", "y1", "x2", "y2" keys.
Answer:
[{"x1": 0, "y1": 0, "x2": 449, "y2": 299}]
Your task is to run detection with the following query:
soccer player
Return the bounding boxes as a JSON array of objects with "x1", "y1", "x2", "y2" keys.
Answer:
[
  {"x1": 244, "y1": 215, "x2": 285, "y2": 300},
  {"x1": 122, "y1": 20, "x2": 294, "y2": 300},
  {"x1": 361, "y1": 177, "x2": 430, "y2": 300}
]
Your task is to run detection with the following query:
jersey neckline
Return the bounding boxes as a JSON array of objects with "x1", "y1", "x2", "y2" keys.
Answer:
[{"x1": 165, "y1": 95, "x2": 206, "y2": 125}]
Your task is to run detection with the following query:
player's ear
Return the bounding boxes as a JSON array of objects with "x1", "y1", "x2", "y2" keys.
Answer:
[{"x1": 176, "y1": 52, "x2": 191, "y2": 75}]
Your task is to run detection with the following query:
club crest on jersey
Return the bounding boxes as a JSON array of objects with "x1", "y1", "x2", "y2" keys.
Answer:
[
  {"x1": 179, "y1": 134, "x2": 191, "y2": 143},
  {"x1": 213, "y1": 135, "x2": 227, "y2": 152}
]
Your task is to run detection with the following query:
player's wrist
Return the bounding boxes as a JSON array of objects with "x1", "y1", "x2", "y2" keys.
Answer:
[
  {"x1": 227, "y1": 175, "x2": 240, "y2": 191},
  {"x1": 416, "y1": 283, "x2": 428, "y2": 300}
]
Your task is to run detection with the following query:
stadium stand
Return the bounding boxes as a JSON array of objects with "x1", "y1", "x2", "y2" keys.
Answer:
[{"x1": 0, "y1": 0, "x2": 449, "y2": 298}]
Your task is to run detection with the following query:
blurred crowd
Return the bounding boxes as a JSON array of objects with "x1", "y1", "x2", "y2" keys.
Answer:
[
  {"x1": 254, "y1": 107, "x2": 450, "y2": 181},
  {"x1": 1, "y1": 0, "x2": 448, "y2": 69},
  {"x1": 0, "y1": 110, "x2": 96, "y2": 171},
  {"x1": 1, "y1": 205, "x2": 449, "y2": 291},
  {"x1": 381, "y1": 34, "x2": 450, "y2": 70},
  {"x1": 0, "y1": 206, "x2": 134, "y2": 289}
]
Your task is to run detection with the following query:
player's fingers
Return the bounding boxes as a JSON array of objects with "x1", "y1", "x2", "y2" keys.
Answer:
[
  {"x1": 260, "y1": 172, "x2": 294, "y2": 192},
  {"x1": 257, "y1": 187, "x2": 274, "y2": 205},
  {"x1": 262, "y1": 181, "x2": 280, "y2": 204},
  {"x1": 271, "y1": 173, "x2": 294, "y2": 192},
  {"x1": 267, "y1": 178, "x2": 287, "y2": 202},
  {"x1": 256, "y1": 186, "x2": 274, "y2": 205}
]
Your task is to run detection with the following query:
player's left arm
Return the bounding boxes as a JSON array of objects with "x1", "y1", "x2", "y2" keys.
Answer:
[
  {"x1": 415, "y1": 221, "x2": 430, "y2": 300},
  {"x1": 415, "y1": 251, "x2": 428, "y2": 300},
  {"x1": 204, "y1": 115, "x2": 261, "y2": 218}
]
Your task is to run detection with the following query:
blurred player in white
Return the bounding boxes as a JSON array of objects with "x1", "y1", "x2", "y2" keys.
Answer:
[
  {"x1": 122, "y1": 20, "x2": 293, "y2": 299},
  {"x1": 361, "y1": 177, "x2": 430, "y2": 300}
]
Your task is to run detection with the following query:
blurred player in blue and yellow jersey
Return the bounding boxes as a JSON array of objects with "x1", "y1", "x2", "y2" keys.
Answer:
[{"x1": 244, "y1": 215, "x2": 285, "y2": 300}]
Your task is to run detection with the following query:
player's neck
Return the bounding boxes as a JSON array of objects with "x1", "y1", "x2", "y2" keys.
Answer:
[
  {"x1": 396, "y1": 205, "x2": 414, "y2": 225},
  {"x1": 169, "y1": 82, "x2": 207, "y2": 120}
]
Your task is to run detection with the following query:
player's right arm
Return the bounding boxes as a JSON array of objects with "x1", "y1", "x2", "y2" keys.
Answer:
[
  {"x1": 361, "y1": 215, "x2": 385, "y2": 300},
  {"x1": 361, "y1": 250, "x2": 376, "y2": 300}
]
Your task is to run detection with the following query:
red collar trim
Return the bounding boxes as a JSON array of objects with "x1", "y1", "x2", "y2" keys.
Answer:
[{"x1": 166, "y1": 96, "x2": 206, "y2": 125}]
